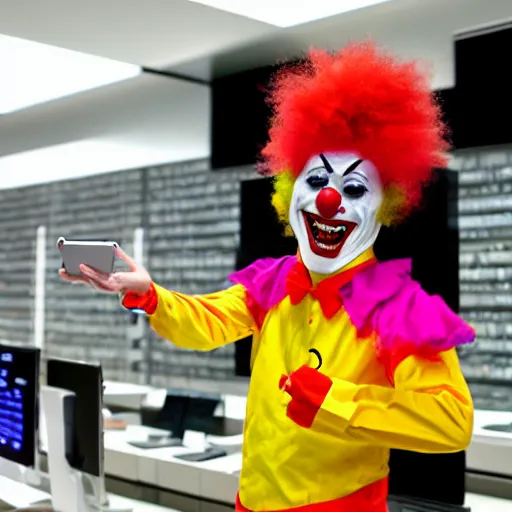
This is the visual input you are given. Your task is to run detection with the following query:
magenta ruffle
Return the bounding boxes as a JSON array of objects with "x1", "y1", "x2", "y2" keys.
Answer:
[
  {"x1": 229, "y1": 256, "x2": 296, "y2": 313},
  {"x1": 229, "y1": 257, "x2": 475, "y2": 353}
]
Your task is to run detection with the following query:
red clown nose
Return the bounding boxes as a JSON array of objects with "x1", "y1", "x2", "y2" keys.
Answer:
[{"x1": 315, "y1": 187, "x2": 342, "y2": 219}]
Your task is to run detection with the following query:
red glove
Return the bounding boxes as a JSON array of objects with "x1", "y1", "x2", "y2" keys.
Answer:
[
  {"x1": 279, "y1": 365, "x2": 333, "y2": 428},
  {"x1": 122, "y1": 282, "x2": 159, "y2": 315}
]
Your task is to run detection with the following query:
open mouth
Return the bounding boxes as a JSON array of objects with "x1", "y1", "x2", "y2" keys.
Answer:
[{"x1": 303, "y1": 211, "x2": 357, "y2": 258}]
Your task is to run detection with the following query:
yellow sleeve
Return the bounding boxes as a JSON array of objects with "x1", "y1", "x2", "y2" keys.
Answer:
[
  {"x1": 148, "y1": 283, "x2": 256, "y2": 351},
  {"x1": 313, "y1": 348, "x2": 474, "y2": 453}
]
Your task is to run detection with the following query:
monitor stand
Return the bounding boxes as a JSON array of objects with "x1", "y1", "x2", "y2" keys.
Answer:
[{"x1": 41, "y1": 386, "x2": 132, "y2": 512}]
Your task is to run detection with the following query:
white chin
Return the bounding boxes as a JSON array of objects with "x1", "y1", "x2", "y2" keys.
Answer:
[
  {"x1": 296, "y1": 226, "x2": 382, "y2": 275},
  {"x1": 299, "y1": 245, "x2": 355, "y2": 275}
]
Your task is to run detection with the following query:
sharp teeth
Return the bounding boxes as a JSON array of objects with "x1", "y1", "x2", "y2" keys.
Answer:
[
  {"x1": 313, "y1": 221, "x2": 345, "y2": 233},
  {"x1": 317, "y1": 242, "x2": 342, "y2": 250}
]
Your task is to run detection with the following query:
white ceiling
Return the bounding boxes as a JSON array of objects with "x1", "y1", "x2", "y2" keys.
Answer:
[
  {"x1": 0, "y1": 0, "x2": 511, "y2": 187},
  {"x1": 170, "y1": 0, "x2": 512, "y2": 88},
  {"x1": 0, "y1": 0, "x2": 276, "y2": 68},
  {"x1": 3, "y1": 0, "x2": 512, "y2": 83}
]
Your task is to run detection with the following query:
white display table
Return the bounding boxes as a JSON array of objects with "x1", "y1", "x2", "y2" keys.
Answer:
[
  {"x1": 467, "y1": 410, "x2": 512, "y2": 477},
  {"x1": 103, "y1": 424, "x2": 512, "y2": 511},
  {"x1": 37, "y1": 394, "x2": 512, "y2": 511},
  {"x1": 465, "y1": 492, "x2": 512, "y2": 511},
  {"x1": 0, "y1": 475, "x2": 177, "y2": 512},
  {"x1": 103, "y1": 381, "x2": 161, "y2": 411},
  {"x1": 104, "y1": 425, "x2": 241, "y2": 499},
  {"x1": 0, "y1": 475, "x2": 50, "y2": 509}
]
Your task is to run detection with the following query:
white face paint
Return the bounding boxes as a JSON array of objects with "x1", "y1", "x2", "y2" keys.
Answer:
[{"x1": 289, "y1": 152, "x2": 383, "y2": 275}]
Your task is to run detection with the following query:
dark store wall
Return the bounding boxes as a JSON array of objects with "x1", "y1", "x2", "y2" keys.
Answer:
[{"x1": 452, "y1": 146, "x2": 512, "y2": 410}]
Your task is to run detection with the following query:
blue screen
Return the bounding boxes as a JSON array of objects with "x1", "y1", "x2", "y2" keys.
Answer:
[
  {"x1": 0, "y1": 346, "x2": 39, "y2": 466},
  {"x1": 0, "y1": 353, "x2": 27, "y2": 452}
]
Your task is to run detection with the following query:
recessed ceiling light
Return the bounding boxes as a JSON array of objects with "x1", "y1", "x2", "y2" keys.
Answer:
[
  {"x1": 0, "y1": 35, "x2": 141, "y2": 114},
  {"x1": 188, "y1": 0, "x2": 392, "y2": 27}
]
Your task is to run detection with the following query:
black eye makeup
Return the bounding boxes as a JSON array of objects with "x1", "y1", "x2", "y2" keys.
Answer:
[
  {"x1": 306, "y1": 174, "x2": 329, "y2": 188},
  {"x1": 343, "y1": 183, "x2": 368, "y2": 199}
]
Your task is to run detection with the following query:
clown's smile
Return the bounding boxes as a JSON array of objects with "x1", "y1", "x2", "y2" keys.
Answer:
[{"x1": 303, "y1": 212, "x2": 357, "y2": 258}]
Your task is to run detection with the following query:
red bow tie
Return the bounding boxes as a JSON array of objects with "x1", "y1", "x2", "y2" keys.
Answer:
[{"x1": 285, "y1": 259, "x2": 376, "y2": 319}]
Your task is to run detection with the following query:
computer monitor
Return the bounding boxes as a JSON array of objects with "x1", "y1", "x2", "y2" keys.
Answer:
[
  {"x1": 143, "y1": 390, "x2": 220, "y2": 437},
  {"x1": 135, "y1": 390, "x2": 221, "y2": 449},
  {"x1": 182, "y1": 391, "x2": 221, "y2": 435},
  {"x1": 144, "y1": 392, "x2": 189, "y2": 440},
  {"x1": 46, "y1": 358, "x2": 103, "y2": 478},
  {"x1": 0, "y1": 344, "x2": 40, "y2": 467}
]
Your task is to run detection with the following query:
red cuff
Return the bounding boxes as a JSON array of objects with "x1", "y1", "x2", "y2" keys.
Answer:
[
  {"x1": 122, "y1": 282, "x2": 159, "y2": 315},
  {"x1": 281, "y1": 366, "x2": 332, "y2": 428}
]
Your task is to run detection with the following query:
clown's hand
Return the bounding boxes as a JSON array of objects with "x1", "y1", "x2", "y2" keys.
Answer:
[
  {"x1": 59, "y1": 246, "x2": 151, "y2": 295},
  {"x1": 279, "y1": 365, "x2": 333, "y2": 428}
]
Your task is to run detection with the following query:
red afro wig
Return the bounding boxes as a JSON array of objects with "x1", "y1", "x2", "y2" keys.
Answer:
[{"x1": 262, "y1": 41, "x2": 449, "y2": 216}]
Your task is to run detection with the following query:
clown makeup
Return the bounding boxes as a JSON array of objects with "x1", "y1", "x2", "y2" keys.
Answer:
[{"x1": 289, "y1": 152, "x2": 384, "y2": 275}]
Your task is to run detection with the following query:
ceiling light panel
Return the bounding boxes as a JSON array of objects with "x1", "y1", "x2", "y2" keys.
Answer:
[
  {"x1": 188, "y1": 0, "x2": 392, "y2": 27},
  {"x1": 0, "y1": 34, "x2": 141, "y2": 114}
]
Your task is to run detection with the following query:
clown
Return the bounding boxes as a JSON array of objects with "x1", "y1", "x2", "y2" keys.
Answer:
[{"x1": 61, "y1": 42, "x2": 475, "y2": 512}]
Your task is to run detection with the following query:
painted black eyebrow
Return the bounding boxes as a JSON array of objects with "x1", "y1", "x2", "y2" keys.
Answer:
[
  {"x1": 343, "y1": 159, "x2": 364, "y2": 176},
  {"x1": 319, "y1": 153, "x2": 335, "y2": 174}
]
